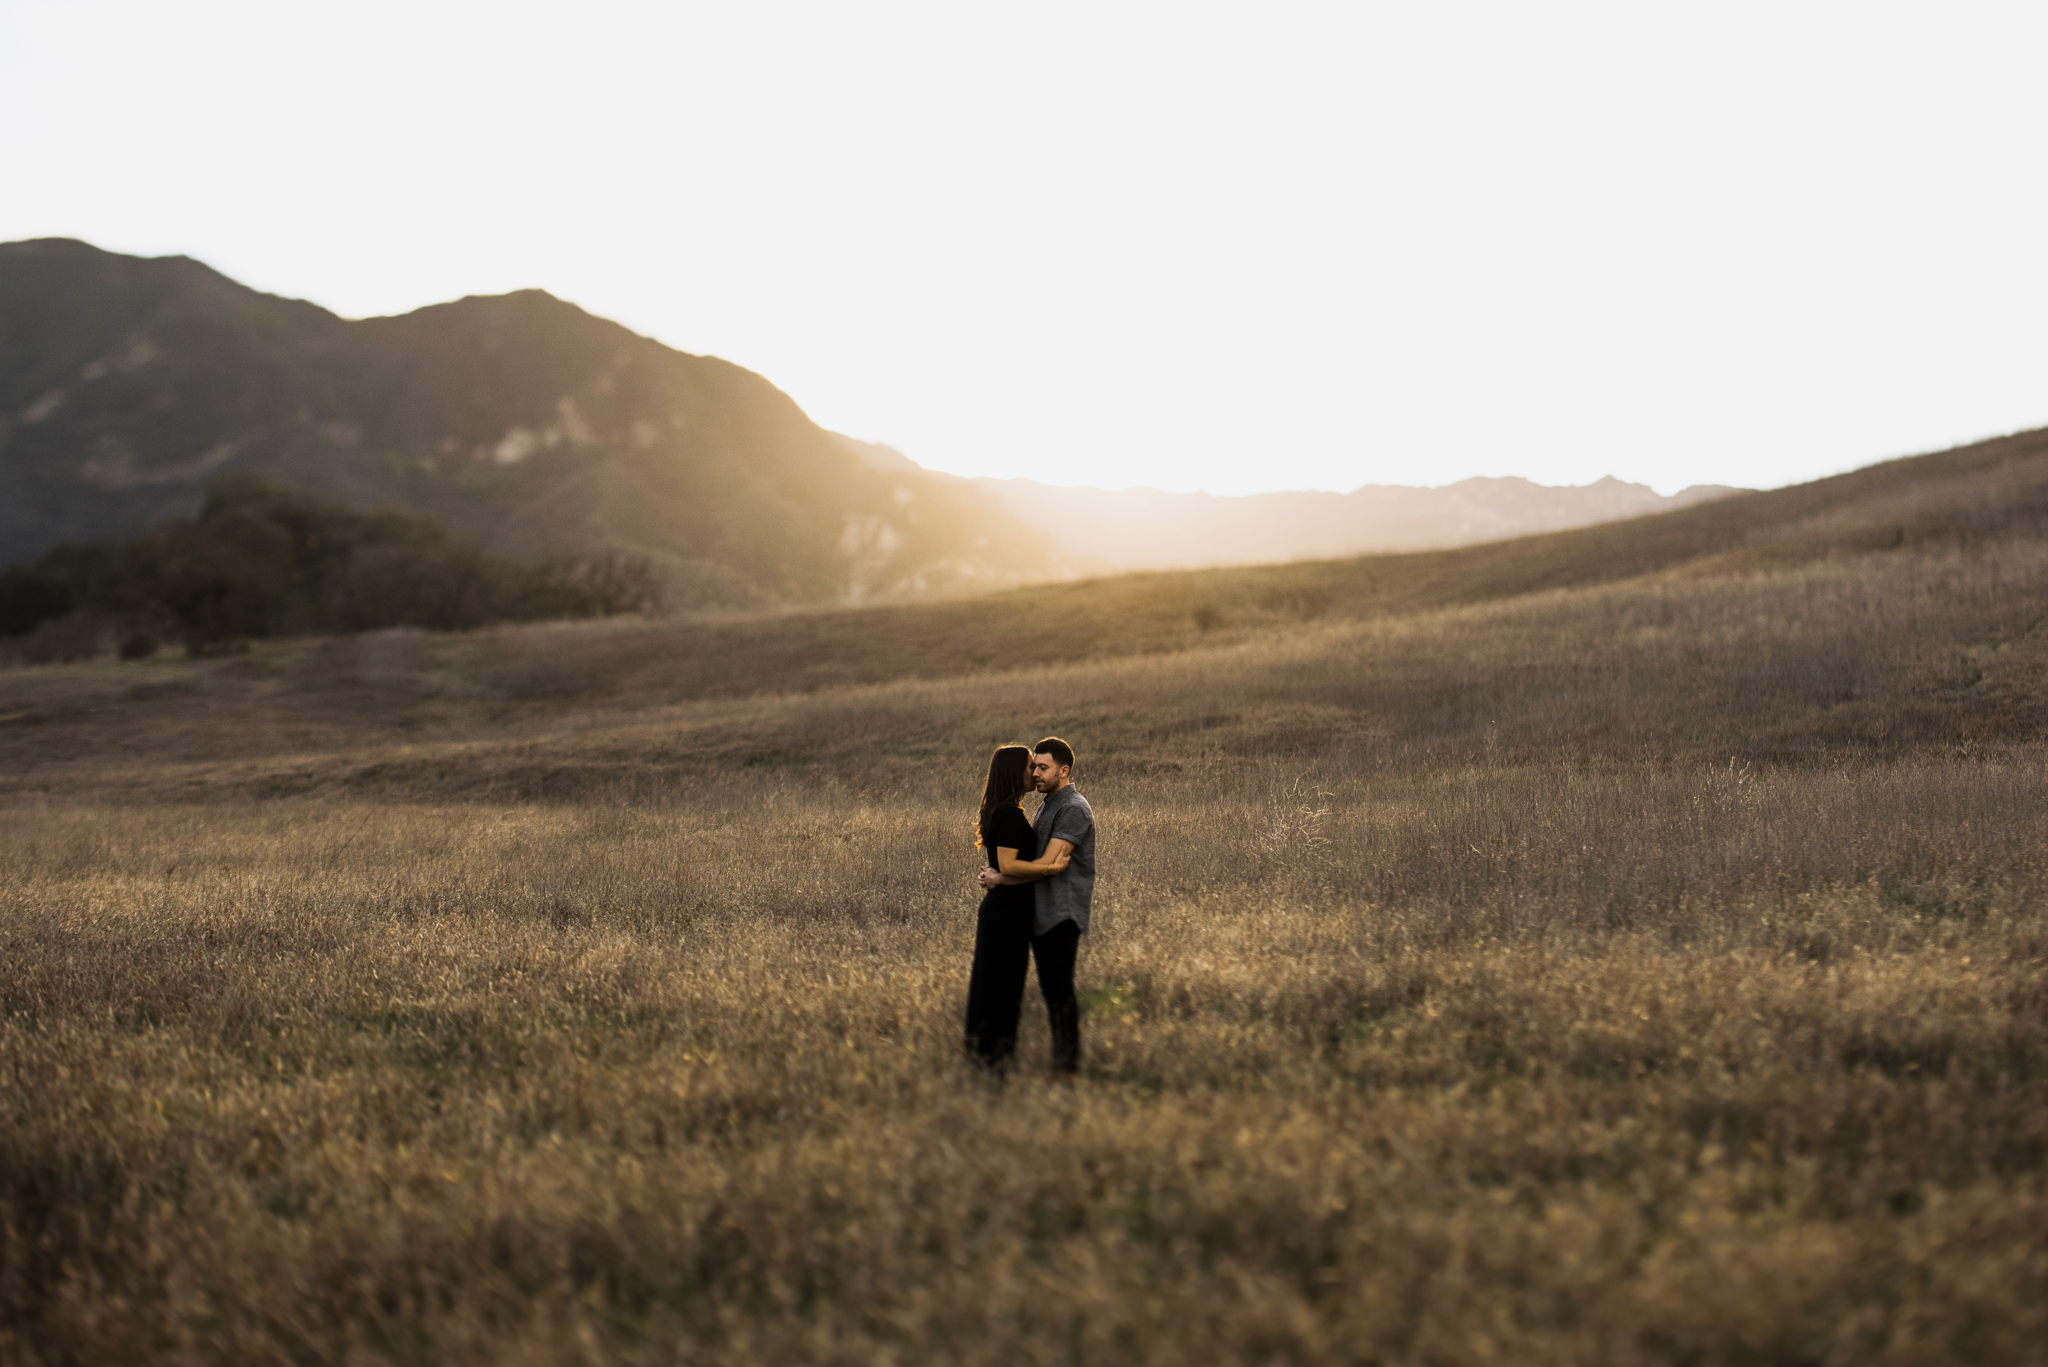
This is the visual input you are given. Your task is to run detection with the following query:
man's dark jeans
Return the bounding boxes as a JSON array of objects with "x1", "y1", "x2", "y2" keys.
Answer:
[{"x1": 965, "y1": 907, "x2": 1080, "y2": 1075}]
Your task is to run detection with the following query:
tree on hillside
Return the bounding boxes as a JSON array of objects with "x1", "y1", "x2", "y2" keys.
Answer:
[{"x1": 0, "y1": 474, "x2": 661, "y2": 655}]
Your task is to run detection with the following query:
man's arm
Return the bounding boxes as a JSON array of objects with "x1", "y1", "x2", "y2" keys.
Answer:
[
  {"x1": 1049, "y1": 808, "x2": 1092, "y2": 857},
  {"x1": 979, "y1": 839, "x2": 1073, "y2": 888}
]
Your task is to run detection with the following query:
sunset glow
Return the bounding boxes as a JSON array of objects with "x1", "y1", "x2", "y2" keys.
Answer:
[{"x1": 5, "y1": 0, "x2": 2045, "y2": 495}]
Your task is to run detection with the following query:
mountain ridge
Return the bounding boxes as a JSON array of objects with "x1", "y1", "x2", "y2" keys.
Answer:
[
  {"x1": 0, "y1": 238, "x2": 1044, "y2": 608},
  {"x1": 967, "y1": 471, "x2": 1743, "y2": 571},
  {"x1": 835, "y1": 436, "x2": 1743, "y2": 571},
  {"x1": 8, "y1": 237, "x2": 1756, "y2": 594}
]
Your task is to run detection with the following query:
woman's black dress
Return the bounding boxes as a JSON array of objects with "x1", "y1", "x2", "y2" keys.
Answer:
[{"x1": 963, "y1": 806, "x2": 1038, "y2": 1070}]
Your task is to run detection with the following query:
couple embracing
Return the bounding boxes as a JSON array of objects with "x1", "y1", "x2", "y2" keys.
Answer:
[{"x1": 964, "y1": 737, "x2": 1095, "y2": 1076}]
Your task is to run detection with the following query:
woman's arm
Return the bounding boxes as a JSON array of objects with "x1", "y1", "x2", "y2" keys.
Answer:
[{"x1": 982, "y1": 839, "x2": 1073, "y2": 887}]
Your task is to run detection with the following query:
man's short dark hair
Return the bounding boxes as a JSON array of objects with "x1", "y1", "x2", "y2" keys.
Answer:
[{"x1": 1034, "y1": 736, "x2": 1075, "y2": 770}]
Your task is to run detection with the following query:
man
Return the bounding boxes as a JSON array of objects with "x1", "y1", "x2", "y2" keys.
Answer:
[{"x1": 977, "y1": 736, "x2": 1095, "y2": 1074}]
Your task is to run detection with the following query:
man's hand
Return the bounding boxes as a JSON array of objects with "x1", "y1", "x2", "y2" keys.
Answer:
[{"x1": 977, "y1": 866, "x2": 1002, "y2": 889}]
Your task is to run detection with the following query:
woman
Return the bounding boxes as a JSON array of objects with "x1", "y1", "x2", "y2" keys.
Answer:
[{"x1": 963, "y1": 743, "x2": 1070, "y2": 1072}]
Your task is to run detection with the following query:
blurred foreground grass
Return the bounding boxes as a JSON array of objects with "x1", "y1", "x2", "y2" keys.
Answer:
[{"x1": 3, "y1": 761, "x2": 2044, "y2": 1365}]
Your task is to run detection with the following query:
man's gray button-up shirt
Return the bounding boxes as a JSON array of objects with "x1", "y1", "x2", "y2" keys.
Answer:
[{"x1": 1032, "y1": 785, "x2": 1096, "y2": 937}]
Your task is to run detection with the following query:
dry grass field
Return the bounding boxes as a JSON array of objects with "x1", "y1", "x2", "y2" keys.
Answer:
[{"x1": 3, "y1": 430, "x2": 2047, "y2": 1364}]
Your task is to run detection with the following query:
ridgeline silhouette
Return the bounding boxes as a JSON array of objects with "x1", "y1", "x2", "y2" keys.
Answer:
[{"x1": 0, "y1": 239, "x2": 1044, "y2": 610}]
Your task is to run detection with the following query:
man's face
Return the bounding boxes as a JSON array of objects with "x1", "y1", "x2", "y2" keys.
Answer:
[{"x1": 1028, "y1": 752, "x2": 1070, "y2": 793}]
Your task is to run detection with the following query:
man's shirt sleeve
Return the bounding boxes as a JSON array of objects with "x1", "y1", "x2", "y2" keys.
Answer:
[{"x1": 1049, "y1": 804, "x2": 1092, "y2": 849}]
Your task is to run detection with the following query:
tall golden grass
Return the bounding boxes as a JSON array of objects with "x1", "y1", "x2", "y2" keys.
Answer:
[{"x1": 3, "y1": 436, "x2": 2046, "y2": 1363}]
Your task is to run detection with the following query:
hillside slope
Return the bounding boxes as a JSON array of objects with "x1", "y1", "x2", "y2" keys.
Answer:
[
  {"x1": 336, "y1": 417, "x2": 2048, "y2": 709},
  {"x1": 5, "y1": 401, "x2": 2045, "y2": 1366},
  {"x1": 1, "y1": 419, "x2": 2042, "y2": 799},
  {"x1": 0, "y1": 238, "x2": 1043, "y2": 607}
]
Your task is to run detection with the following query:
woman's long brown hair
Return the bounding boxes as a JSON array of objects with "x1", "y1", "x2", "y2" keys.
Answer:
[{"x1": 975, "y1": 745, "x2": 1033, "y2": 848}]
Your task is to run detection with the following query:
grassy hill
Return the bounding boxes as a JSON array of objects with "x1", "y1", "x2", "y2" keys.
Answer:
[
  {"x1": 3, "y1": 418, "x2": 2042, "y2": 798},
  {"x1": 2, "y1": 428, "x2": 2045, "y2": 1363}
]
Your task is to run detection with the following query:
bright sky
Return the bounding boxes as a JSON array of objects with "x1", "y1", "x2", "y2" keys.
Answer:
[{"x1": 4, "y1": 1, "x2": 2045, "y2": 496}]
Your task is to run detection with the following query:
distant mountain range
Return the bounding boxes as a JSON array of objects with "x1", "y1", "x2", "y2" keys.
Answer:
[
  {"x1": 971, "y1": 473, "x2": 1741, "y2": 571},
  {"x1": 842, "y1": 440, "x2": 1741, "y2": 572},
  {"x1": 5, "y1": 238, "x2": 1743, "y2": 602},
  {"x1": 0, "y1": 239, "x2": 1044, "y2": 609}
]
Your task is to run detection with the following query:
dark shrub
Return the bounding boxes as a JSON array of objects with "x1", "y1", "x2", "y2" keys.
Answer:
[
  {"x1": 0, "y1": 474, "x2": 660, "y2": 653},
  {"x1": 0, "y1": 565, "x2": 74, "y2": 637},
  {"x1": 117, "y1": 631, "x2": 160, "y2": 661}
]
